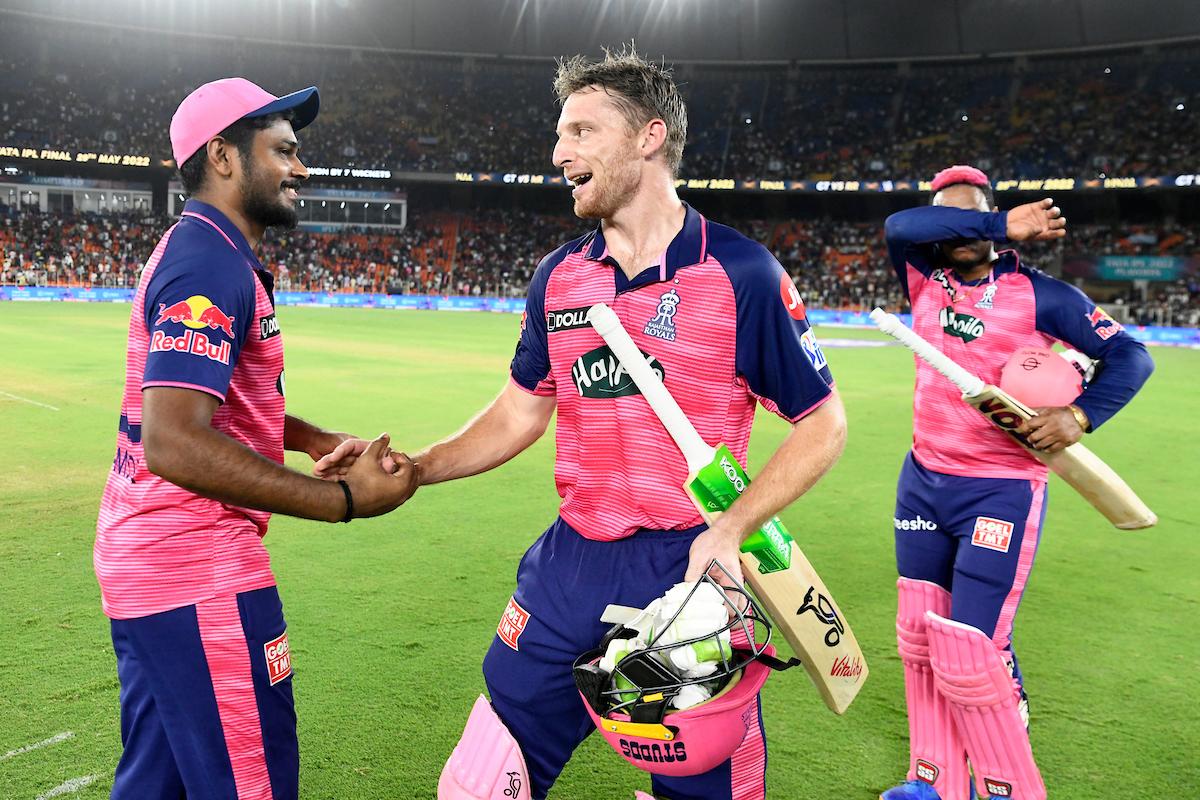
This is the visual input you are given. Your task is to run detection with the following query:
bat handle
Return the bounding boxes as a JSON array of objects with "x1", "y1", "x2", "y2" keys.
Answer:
[{"x1": 869, "y1": 308, "x2": 986, "y2": 396}]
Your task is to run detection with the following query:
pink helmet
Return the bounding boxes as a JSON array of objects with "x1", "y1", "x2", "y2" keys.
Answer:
[{"x1": 573, "y1": 567, "x2": 797, "y2": 776}]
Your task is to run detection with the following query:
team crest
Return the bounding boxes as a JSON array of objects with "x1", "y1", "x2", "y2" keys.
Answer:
[
  {"x1": 975, "y1": 283, "x2": 997, "y2": 310},
  {"x1": 643, "y1": 289, "x2": 680, "y2": 342}
]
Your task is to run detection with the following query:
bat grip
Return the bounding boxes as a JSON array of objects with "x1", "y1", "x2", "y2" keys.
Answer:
[
  {"x1": 869, "y1": 308, "x2": 985, "y2": 396},
  {"x1": 586, "y1": 304, "x2": 712, "y2": 468}
]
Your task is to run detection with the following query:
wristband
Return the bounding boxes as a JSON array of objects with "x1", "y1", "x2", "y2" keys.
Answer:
[
  {"x1": 1068, "y1": 404, "x2": 1090, "y2": 433},
  {"x1": 338, "y1": 479, "x2": 354, "y2": 522}
]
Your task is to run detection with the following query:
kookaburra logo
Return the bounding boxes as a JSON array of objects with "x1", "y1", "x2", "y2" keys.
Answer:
[
  {"x1": 940, "y1": 306, "x2": 985, "y2": 343},
  {"x1": 572, "y1": 345, "x2": 665, "y2": 398},
  {"x1": 797, "y1": 586, "x2": 845, "y2": 647},
  {"x1": 720, "y1": 455, "x2": 746, "y2": 493}
]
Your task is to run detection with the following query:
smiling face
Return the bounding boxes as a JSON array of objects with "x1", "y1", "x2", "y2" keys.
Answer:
[
  {"x1": 552, "y1": 87, "x2": 644, "y2": 220},
  {"x1": 237, "y1": 118, "x2": 308, "y2": 229},
  {"x1": 932, "y1": 182, "x2": 994, "y2": 270}
]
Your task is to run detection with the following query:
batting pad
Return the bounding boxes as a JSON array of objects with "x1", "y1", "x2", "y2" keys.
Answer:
[
  {"x1": 438, "y1": 694, "x2": 531, "y2": 800},
  {"x1": 926, "y1": 613, "x2": 1047, "y2": 800},
  {"x1": 896, "y1": 579, "x2": 970, "y2": 800}
]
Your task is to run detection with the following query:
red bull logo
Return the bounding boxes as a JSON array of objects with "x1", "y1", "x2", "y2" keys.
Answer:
[
  {"x1": 150, "y1": 329, "x2": 232, "y2": 364},
  {"x1": 155, "y1": 295, "x2": 236, "y2": 338}
]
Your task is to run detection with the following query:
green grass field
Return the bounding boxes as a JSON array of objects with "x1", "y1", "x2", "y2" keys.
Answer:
[{"x1": 1, "y1": 303, "x2": 1196, "y2": 799}]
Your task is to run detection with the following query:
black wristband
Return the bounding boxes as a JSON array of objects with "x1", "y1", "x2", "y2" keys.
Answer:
[{"x1": 338, "y1": 479, "x2": 354, "y2": 523}]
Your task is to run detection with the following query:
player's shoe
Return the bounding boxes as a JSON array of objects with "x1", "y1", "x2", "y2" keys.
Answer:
[{"x1": 879, "y1": 781, "x2": 944, "y2": 800}]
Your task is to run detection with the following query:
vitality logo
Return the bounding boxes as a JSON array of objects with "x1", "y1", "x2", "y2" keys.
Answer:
[{"x1": 571, "y1": 345, "x2": 664, "y2": 398}]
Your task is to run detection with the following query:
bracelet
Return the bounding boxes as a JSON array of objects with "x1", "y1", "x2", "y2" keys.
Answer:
[
  {"x1": 338, "y1": 479, "x2": 354, "y2": 523},
  {"x1": 1068, "y1": 404, "x2": 1090, "y2": 433}
]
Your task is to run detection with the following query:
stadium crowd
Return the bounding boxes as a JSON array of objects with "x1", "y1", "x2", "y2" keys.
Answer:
[
  {"x1": 2, "y1": 20, "x2": 1198, "y2": 182},
  {"x1": 4, "y1": 206, "x2": 1197, "y2": 326}
]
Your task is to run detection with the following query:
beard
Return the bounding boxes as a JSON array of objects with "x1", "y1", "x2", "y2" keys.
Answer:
[
  {"x1": 572, "y1": 143, "x2": 641, "y2": 220},
  {"x1": 940, "y1": 239, "x2": 991, "y2": 271},
  {"x1": 241, "y1": 161, "x2": 300, "y2": 230}
]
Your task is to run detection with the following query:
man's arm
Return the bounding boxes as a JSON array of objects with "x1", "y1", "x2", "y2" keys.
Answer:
[
  {"x1": 1017, "y1": 274, "x2": 1155, "y2": 452},
  {"x1": 683, "y1": 390, "x2": 847, "y2": 582},
  {"x1": 143, "y1": 388, "x2": 417, "y2": 521},
  {"x1": 313, "y1": 380, "x2": 556, "y2": 485},
  {"x1": 413, "y1": 380, "x2": 556, "y2": 485},
  {"x1": 284, "y1": 414, "x2": 349, "y2": 462}
]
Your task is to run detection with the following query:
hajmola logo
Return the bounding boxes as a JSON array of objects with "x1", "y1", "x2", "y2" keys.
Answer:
[
  {"x1": 940, "y1": 306, "x2": 985, "y2": 342},
  {"x1": 571, "y1": 345, "x2": 664, "y2": 398}
]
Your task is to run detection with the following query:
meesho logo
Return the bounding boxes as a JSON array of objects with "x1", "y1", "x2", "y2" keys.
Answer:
[{"x1": 151, "y1": 294, "x2": 236, "y2": 364}]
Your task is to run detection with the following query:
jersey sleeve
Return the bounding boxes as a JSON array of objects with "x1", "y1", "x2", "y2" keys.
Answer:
[
  {"x1": 884, "y1": 206, "x2": 1009, "y2": 300},
  {"x1": 141, "y1": 254, "x2": 256, "y2": 401},
  {"x1": 1028, "y1": 269, "x2": 1154, "y2": 430},
  {"x1": 509, "y1": 249, "x2": 561, "y2": 396},
  {"x1": 722, "y1": 237, "x2": 834, "y2": 422}
]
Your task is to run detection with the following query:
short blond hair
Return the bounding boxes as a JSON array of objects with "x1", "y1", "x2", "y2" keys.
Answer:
[{"x1": 553, "y1": 44, "x2": 687, "y2": 176}]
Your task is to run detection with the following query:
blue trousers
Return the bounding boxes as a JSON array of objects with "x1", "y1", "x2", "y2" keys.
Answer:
[
  {"x1": 109, "y1": 586, "x2": 297, "y2": 799},
  {"x1": 482, "y1": 517, "x2": 768, "y2": 800}
]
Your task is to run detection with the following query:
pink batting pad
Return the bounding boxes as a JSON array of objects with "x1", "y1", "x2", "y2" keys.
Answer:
[
  {"x1": 930, "y1": 165, "x2": 990, "y2": 192},
  {"x1": 999, "y1": 348, "x2": 1083, "y2": 409},
  {"x1": 926, "y1": 613, "x2": 1047, "y2": 800},
  {"x1": 896, "y1": 579, "x2": 971, "y2": 800},
  {"x1": 635, "y1": 794, "x2": 656, "y2": 800},
  {"x1": 438, "y1": 694, "x2": 531, "y2": 800}
]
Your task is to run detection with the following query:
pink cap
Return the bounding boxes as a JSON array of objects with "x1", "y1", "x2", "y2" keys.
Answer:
[
  {"x1": 931, "y1": 164, "x2": 990, "y2": 192},
  {"x1": 169, "y1": 77, "x2": 319, "y2": 166}
]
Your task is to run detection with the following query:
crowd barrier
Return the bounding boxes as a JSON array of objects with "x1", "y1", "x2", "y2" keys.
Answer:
[{"x1": 3, "y1": 285, "x2": 1197, "y2": 347}]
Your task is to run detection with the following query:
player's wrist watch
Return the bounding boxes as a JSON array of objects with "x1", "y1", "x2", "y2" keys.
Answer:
[{"x1": 1068, "y1": 404, "x2": 1090, "y2": 433}]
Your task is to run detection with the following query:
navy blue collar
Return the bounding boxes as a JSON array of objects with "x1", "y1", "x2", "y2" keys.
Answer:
[
  {"x1": 582, "y1": 203, "x2": 708, "y2": 285},
  {"x1": 180, "y1": 199, "x2": 261, "y2": 266}
]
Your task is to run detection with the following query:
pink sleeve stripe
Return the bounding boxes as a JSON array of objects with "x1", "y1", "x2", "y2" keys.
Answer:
[
  {"x1": 142, "y1": 381, "x2": 227, "y2": 401},
  {"x1": 773, "y1": 388, "x2": 834, "y2": 424},
  {"x1": 508, "y1": 374, "x2": 555, "y2": 397}
]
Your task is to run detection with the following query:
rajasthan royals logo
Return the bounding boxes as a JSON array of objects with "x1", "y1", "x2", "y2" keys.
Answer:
[
  {"x1": 975, "y1": 283, "x2": 997, "y2": 310},
  {"x1": 643, "y1": 289, "x2": 680, "y2": 342}
]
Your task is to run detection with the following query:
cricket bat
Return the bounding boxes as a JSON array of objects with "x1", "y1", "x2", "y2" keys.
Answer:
[
  {"x1": 586, "y1": 303, "x2": 867, "y2": 715},
  {"x1": 870, "y1": 308, "x2": 1156, "y2": 530}
]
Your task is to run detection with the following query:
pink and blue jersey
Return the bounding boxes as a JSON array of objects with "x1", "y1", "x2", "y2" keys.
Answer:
[
  {"x1": 510, "y1": 204, "x2": 835, "y2": 540},
  {"x1": 96, "y1": 199, "x2": 286, "y2": 620},
  {"x1": 884, "y1": 206, "x2": 1154, "y2": 480}
]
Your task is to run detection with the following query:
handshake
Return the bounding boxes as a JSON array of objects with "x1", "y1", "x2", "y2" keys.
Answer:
[{"x1": 311, "y1": 433, "x2": 420, "y2": 521}]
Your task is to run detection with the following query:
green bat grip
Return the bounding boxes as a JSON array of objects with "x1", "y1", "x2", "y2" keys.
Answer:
[{"x1": 687, "y1": 445, "x2": 794, "y2": 573}]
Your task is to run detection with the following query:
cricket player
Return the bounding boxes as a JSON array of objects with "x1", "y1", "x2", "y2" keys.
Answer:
[
  {"x1": 96, "y1": 78, "x2": 418, "y2": 799},
  {"x1": 319, "y1": 48, "x2": 846, "y2": 800},
  {"x1": 879, "y1": 165, "x2": 1154, "y2": 800}
]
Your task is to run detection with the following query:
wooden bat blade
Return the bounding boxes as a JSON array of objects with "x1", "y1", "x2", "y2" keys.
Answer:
[
  {"x1": 740, "y1": 542, "x2": 868, "y2": 715},
  {"x1": 966, "y1": 386, "x2": 1157, "y2": 529}
]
